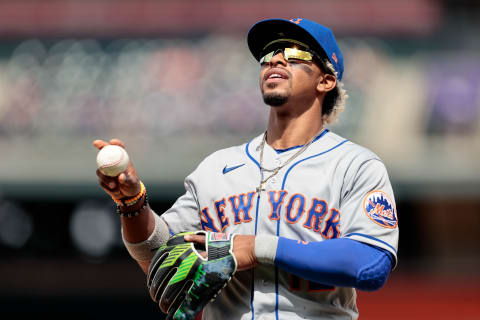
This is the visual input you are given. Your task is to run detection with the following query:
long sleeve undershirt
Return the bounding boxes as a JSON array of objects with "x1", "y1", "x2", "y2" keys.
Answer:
[{"x1": 270, "y1": 237, "x2": 393, "y2": 291}]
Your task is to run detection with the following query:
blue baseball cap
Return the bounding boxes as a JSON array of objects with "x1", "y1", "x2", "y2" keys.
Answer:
[{"x1": 247, "y1": 18, "x2": 344, "y2": 80}]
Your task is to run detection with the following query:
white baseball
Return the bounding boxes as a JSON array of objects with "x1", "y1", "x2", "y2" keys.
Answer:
[{"x1": 96, "y1": 145, "x2": 130, "y2": 177}]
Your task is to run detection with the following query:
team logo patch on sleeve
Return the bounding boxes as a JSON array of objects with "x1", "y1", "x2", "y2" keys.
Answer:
[{"x1": 363, "y1": 190, "x2": 397, "y2": 229}]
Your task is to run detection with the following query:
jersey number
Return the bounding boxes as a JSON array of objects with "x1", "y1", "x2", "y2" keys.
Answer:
[{"x1": 289, "y1": 274, "x2": 335, "y2": 292}]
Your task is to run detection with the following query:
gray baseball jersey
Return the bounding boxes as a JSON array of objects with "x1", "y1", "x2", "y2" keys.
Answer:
[{"x1": 161, "y1": 130, "x2": 399, "y2": 320}]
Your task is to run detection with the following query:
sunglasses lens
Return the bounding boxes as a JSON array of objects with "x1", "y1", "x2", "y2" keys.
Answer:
[
  {"x1": 284, "y1": 48, "x2": 313, "y2": 61},
  {"x1": 260, "y1": 51, "x2": 274, "y2": 64},
  {"x1": 260, "y1": 47, "x2": 313, "y2": 64}
]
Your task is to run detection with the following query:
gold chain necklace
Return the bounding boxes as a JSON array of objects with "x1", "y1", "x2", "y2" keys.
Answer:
[{"x1": 256, "y1": 128, "x2": 325, "y2": 194}]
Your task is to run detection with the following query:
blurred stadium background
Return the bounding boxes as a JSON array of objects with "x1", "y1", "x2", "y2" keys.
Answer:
[{"x1": 0, "y1": 0, "x2": 479, "y2": 319}]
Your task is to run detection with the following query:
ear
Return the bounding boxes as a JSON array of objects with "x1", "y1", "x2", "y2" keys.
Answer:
[{"x1": 316, "y1": 74, "x2": 337, "y2": 94}]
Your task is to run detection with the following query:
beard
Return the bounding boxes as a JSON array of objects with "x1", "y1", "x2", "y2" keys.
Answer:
[{"x1": 262, "y1": 92, "x2": 288, "y2": 107}]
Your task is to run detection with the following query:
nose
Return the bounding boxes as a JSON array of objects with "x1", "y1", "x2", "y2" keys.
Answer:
[{"x1": 268, "y1": 50, "x2": 287, "y2": 66}]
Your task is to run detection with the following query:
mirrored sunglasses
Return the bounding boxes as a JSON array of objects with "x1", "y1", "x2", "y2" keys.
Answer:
[{"x1": 260, "y1": 47, "x2": 314, "y2": 65}]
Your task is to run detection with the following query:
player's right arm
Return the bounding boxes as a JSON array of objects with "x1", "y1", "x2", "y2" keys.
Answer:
[
  {"x1": 93, "y1": 139, "x2": 160, "y2": 273},
  {"x1": 93, "y1": 138, "x2": 204, "y2": 274}
]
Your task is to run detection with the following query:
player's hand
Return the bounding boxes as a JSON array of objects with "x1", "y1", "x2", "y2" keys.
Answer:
[
  {"x1": 184, "y1": 233, "x2": 258, "y2": 271},
  {"x1": 93, "y1": 138, "x2": 141, "y2": 200}
]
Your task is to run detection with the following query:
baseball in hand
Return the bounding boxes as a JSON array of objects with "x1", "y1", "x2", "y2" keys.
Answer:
[{"x1": 96, "y1": 145, "x2": 130, "y2": 177}]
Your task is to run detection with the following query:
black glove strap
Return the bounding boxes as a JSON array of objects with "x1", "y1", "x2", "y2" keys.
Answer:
[{"x1": 208, "y1": 244, "x2": 230, "y2": 260}]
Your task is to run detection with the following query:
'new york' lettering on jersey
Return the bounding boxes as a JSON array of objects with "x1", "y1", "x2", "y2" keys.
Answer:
[
  {"x1": 161, "y1": 130, "x2": 399, "y2": 320},
  {"x1": 200, "y1": 191, "x2": 341, "y2": 240}
]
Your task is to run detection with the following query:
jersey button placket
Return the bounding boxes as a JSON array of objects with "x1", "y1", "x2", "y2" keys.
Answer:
[{"x1": 270, "y1": 158, "x2": 281, "y2": 186}]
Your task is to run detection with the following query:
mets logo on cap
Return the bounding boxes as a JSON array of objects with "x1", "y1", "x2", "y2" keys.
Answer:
[{"x1": 363, "y1": 190, "x2": 397, "y2": 229}]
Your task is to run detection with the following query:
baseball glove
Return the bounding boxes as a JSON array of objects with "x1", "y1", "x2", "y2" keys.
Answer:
[{"x1": 147, "y1": 231, "x2": 237, "y2": 320}]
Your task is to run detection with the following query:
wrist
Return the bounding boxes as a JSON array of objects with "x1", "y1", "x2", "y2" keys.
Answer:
[
  {"x1": 122, "y1": 213, "x2": 170, "y2": 262},
  {"x1": 117, "y1": 193, "x2": 148, "y2": 216},
  {"x1": 113, "y1": 181, "x2": 146, "y2": 207},
  {"x1": 254, "y1": 235, "x2": 279, "y2": 265}
]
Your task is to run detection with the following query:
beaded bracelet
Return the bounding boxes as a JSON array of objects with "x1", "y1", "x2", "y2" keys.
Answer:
[
  {"x1": 116, "y1": 193, "x2": 149, "y2": 218},
  {"x1": 113, "y1": 181, "x2": 146, "y2": 207}
]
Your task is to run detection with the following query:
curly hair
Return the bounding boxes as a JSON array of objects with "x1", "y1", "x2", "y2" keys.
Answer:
[{"x1": 321, "y1": 60, "x2": 348, "y2": 124}]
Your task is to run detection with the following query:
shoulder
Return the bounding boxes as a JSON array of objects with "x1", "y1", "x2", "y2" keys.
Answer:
[
  {"x1": 322, "y1": 131, "x2": 390, "y2": 181},
  {"x1": 325, "y1": 130, "x2": 383, "y2": 164}
]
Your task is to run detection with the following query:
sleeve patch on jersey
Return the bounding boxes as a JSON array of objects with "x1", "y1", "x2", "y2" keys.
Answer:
[{"x1": 362, "y1": 190, "x2": 397, "y2": 229}]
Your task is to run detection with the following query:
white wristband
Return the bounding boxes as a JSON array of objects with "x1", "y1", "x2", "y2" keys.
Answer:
[
  {"x1": 122, "y1": 212, "x2": 170, "y2": 262},
  {"x1": 254, "y1": 235, "x2": 279, "y2": 265}
]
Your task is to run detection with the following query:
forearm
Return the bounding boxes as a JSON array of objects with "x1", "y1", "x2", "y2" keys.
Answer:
[
  {"x1": 121, "y1": 204, "x2": 171, "y2": 273},
  {"x1": 255, "y1": 236, "x2": 393, "y2": 291},
  {"x1": 93, "y1": 139, "x2": 172, "y2": 273},
  {"x1": 120, "y1": 203, "x2": 156, "y2": 243}
]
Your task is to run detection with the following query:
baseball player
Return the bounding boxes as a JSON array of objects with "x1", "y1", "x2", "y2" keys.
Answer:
[{"x1": 94, "y1": 18, "x2": 398, "y2": 320}]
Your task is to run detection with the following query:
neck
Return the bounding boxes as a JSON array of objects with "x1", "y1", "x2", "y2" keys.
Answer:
[{"x1": 266, "y1": 101, "x2": 324, "y2": 149}]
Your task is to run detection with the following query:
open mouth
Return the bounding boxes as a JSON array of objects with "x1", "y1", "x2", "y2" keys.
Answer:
[{"x1": 264, "y1": 68, "x2": 289, "y2": 83}]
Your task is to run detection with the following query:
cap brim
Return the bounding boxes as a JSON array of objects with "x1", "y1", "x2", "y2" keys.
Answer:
[{"x1": 247, "y1": 19, "x2": 325, "y2": 61}]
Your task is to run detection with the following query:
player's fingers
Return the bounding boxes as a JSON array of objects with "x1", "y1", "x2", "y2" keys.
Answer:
[
  {"x1": 118, "y1": 172, "x2": 137, "y2": 186},
  {"x1": 93, "y1": 139, "x2": 109, "y2": 150},
  {"x1": 118, "y1": 172, "x2": 127, "y2": 185},
  {"x1": 118, "y1": 169, "x2": 139, "y2": 185},
  {"x1": 116, "y1": 172, "x2": 141, "y2": 197},
  {"x1": 99, "y1": 181, "x2": 123, "y2": 199},
  {"x1": 96, "y1": 169, "x2": 119, "y2": 189},
  {"x1": 118, "y1": 172, "x2": 140, "y2": 194},
  {"x1": 109, "y1": 138, "x2": 126, "y2": 149},
  {"x1": 184, "y1": 234, "x2": 206, "y2": 245},
  {"x1": 99, "y1": 180, "x2": 112, "y2": 191}
]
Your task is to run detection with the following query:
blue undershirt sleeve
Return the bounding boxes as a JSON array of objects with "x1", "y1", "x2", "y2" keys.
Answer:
[{"x1": 274, "y1": 237, "x2": 393, "y2": 291}]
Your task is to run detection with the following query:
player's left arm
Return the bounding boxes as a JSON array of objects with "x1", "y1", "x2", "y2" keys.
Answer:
[
  {"x1": 339, "y1": 157, "x2": 399, "y2": 264},
  {"x1": 257, "y1": 236, "x2": 393, "y2": 291},
  {"x1": 259, "y1": 155, "x2": 399, "y2": 291},
  {"x1": 185, "y1": 233, "x2": 392, "y2": 291},
  {"x1": 261, "y1": 154, "x2": 400, "y2": 292}
]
